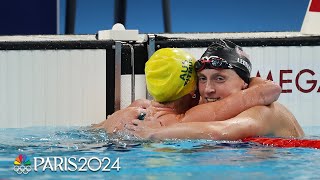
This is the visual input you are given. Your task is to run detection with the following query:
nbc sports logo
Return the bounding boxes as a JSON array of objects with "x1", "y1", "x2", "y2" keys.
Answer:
[{"x1": 13, "y1": 154, "x2": 32, "y2": 174}]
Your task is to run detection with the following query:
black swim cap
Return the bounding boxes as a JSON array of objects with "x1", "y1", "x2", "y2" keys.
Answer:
[{"x1": 199, "y1": 39, "x2": 252, "y2": 84}]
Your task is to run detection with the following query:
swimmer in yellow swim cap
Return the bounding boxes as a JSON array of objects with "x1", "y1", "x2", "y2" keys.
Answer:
[{"x1": 145, "y1": 48, "x2": 197, "y2": 103}]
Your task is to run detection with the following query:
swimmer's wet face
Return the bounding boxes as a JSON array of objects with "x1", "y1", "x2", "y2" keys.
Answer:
[
  {"x1": 196, "y1": 39, "x2": 252, "y2": 103},
  {"x1": 197, "y1": 69, "x2": 248, "y2": 103}
]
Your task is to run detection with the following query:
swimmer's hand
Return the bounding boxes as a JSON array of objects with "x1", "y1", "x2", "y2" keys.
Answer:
[
  {"x1": 125, "y1": 119, "x2": 161, "y2": 139},
  {"x1": 93, "y1": 107, "x2": 146, "y2": 133},
  {"x1": 249, "y1": 77, "x2": 282, "y2": 105}
]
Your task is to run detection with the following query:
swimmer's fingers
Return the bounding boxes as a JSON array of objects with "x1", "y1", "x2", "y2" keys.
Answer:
[
  {"x1": 132, "y1": 119, "x2": 143, "y2": 126},
  {"x1": 91, "y1": 123, "x2": 100, "y2": 128},
  {"x1": 91, "y1": 119, "x2": 106, "y2": 128},
  {"x1": 125, "y1": 124, "x2": 152, "y2": 139},
  {"x1": 125, "y1": 124, "x2": 143, "y2": 132},
  {"x1": 132, "y1": 119, "x2": 162, "y2": 129},
  {"x1": 125, "y1": 124, "x2": 134, "y2": 131}
]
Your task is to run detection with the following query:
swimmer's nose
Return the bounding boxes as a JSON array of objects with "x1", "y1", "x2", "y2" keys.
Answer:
[{"x1": 204, "y1": 82, "x2": 215, "y2": 95}]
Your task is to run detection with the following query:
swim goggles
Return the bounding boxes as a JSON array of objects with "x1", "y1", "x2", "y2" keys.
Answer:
[{"x1": 194, "y1": 56, "x2": 233, "y2": 72}]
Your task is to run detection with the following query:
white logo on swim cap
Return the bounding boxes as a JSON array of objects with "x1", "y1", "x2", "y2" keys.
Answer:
[{"x1": 237, "y1": 58, "x2": 251, "y2": 73}]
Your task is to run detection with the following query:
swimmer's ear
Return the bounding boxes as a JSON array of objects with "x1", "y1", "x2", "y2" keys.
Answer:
[
  {"x1": 242, "y1": 82, "x2": 248, "y2": 89},
  {"x1": 194, "y1": 89, "x2": 200, "y2": 98}
]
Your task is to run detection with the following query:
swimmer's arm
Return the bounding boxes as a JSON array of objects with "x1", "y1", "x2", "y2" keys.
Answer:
[
  {"x1": 181, "y1": 77, "x2": 281, "y2": 122},
  {"x1": 249, "y1": 77, "x2": 282, "y2": 105},
  {"x1": 148, "y1": 120, "x2": 255, "y2": 140},
  {"x1": 134, "y1": 108, "x2": 269, "y2": 140}
]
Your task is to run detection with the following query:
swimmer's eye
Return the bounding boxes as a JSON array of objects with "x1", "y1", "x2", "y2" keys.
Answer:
[
  {"x1": 198, "y1": 76, "x2": 206, "y2": 83},
  {"x1": 215, "y1": 75, "x2": 225, "y2": 82}
]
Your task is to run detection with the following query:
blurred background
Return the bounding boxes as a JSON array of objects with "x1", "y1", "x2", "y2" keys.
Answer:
[{"x1": 0, "y1": 0, "x2": 310, "y2": 35}]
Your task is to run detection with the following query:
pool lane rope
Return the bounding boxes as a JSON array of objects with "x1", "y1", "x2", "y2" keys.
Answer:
[{"x1": 242, "y1": 137, "x2": 320, "y2": 149}]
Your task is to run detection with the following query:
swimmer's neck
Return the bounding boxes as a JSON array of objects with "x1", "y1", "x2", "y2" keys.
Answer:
[
  {"x1": 151, "y1": 100, "x2": 175, "y2": 110},
  {"x1": 149, "y1": 101, "x2": 182, "y2": 126}
]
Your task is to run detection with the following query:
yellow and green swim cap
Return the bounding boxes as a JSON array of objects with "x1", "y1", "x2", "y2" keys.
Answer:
[{"x1": 145, "y1": 48, "x2": 196, "y2": 102}]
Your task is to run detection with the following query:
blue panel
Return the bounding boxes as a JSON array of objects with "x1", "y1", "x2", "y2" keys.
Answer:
[{"x1": 0, "y1": 0, "x2": 57, "y2": 35}]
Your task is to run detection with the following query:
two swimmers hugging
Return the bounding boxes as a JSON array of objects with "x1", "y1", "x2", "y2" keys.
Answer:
[{"x1": 95, "y1": 39, "x2": 304, "y2": 140}]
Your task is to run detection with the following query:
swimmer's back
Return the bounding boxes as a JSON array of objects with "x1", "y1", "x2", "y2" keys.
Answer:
[
  {"x1": 271, "y1": 102, "x2": 304, "y2": 137},
  {"x1": 241, "y1": 102, "x2": 304, "y2": 138}
]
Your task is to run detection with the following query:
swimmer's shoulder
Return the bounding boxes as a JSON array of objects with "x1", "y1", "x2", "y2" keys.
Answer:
[
  {"x1": 157, "y1": 113, "x2": 183, "y2": 126},
  {"x1": 128, "y1": 99, "x2": 151, "y2": 108}
]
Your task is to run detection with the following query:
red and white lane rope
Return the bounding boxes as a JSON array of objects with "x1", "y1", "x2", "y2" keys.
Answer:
[{"x1": 242, "y1": 137, "x2": 320, "y2": 149}]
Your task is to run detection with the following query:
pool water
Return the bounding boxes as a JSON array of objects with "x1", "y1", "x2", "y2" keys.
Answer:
[{"x1": 1, "y1": 126, "x2": 320, "y2": 179}]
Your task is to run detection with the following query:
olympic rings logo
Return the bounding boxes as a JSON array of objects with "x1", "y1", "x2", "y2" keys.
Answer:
[{"x1": 13, "y1": 165, "x2": 32, "y2": 174}]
